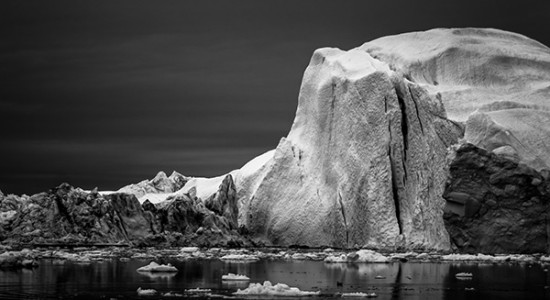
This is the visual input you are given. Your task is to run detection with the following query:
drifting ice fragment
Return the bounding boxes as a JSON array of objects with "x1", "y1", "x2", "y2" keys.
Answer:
[{"x1": 234, "y1": 281, "x2": 320, "y2": 296}]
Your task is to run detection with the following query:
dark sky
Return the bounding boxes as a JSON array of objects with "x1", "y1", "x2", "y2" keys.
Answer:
[{"x1": 1, "y1": 0, "x2": 549, "y2": 195}]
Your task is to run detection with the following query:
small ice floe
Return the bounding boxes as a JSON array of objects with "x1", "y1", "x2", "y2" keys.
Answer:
[
  {"x1": 222, "y1": 273, "x2": 250, "y2": 281},
  {"x1": 52, "y1": 251, "x2": 91, "y2": 263},
  {"x1": 442, "y1": 254, "x2": 494, "y2": 261},
  {"x1": 325, "y1": 250, "x2": 390, "y2": 263},
  {"x1": 442, "y1": 253, "x2": 536, "y2": 263},
  {"x1": 455, "y1": 272, "x2": 473, "y2": 279},
  {"x1": 162, "y1": 291, "x2": 183, "y2": 297},
  {"x1": 415, "y1": 253, "x2": 430, "y2": 260},
  {"x1": 341, "y1": 292, "x2": 378, "y2": 298},
  {"x1": 136, "y1": 262, "x2": 178, "y2": 273},
  {"x1": 131, "y1": 253, "x2": 157, "y2": 259},
  {"x1": 234, "y1": 281, "x2": 320, "y2": 296},
  {"x1": 390, "y1": 252, "x2": 418, "y2": 262},
  {"x1": 185, "y1": 287, "x2": 212, "y2": 293},
  {"x1": 291, "y1": 253, "x2": 308, "y2": 260},
  {"x1": 180, "y1": 247, "x2": 199, "y2": 253},
  {"x1": 137, "y1": 287, "x2": 157, "y2": 296},
  {"x1": 220, "y1": 254, "x2": 260, "y2": 262}
]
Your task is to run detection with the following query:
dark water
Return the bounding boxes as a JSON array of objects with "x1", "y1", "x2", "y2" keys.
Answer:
[{"x1": 0, "y1": 259, "x2": 549, "y2": 299}]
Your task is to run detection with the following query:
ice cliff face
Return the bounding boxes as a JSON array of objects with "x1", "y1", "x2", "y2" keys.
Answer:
[
  {"x1": 237, "y1": 28, "x2": 550, "y2": 250},
  {"x1": 240, "y1": 48, "x2": 459, "y2": 250},
  {"x1": 0, "y1": 183, "x2": 247, "y2": 247}
]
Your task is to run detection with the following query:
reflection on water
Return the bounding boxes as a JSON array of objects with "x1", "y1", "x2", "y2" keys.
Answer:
[{"x1": 0, "y1": 258, "x2": 549, "y2": 299}]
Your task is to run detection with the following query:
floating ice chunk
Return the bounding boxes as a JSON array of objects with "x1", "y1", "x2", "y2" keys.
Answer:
[
  {"x1": 220, "y1": 254, "x2": 260, "y2": 262},
  {"x1": 291, "y1": 253, "x2": 307, "y2": 260},
  {"x1": 162, "y1": 291, "x2": 183, "y2": 297},
  {"x1": 234, "y1": 281, "x2": 320, "y2": 296},
  {"x1": 442, "y1": 253, "x2": 504, "y2": 261},
  {"x1": 222, "y1": 273, "x2": 250, "y2": 281},
  {"x1": 324, "y1": 254, "x2": 349, "y2": 263},
  {"x1": 442, "y1": 253, "x2": 538, "y2": 263},
  {"x1": 185, "y1": 288, "x2": 212, "y2": 293},
  {"x1": 325, "y1": 250, "x2": 389, "y2": 263},
  {"x1": 138, "y1": 272, "x2": 176, "y2": 279},
  {"x1": 136, "y1": 262, "x2": 178, "y2": 273},
  {"x1": 455, "y1": 272, "x2": 473, "y2": 279},
  {"x1": 416, "y1": 253, "x2": 430, "y2": 260},
  {"x1": 137, "y1": 287, "x2": 158, "y2": 296},
  {"x1": 180, "y1": 247, "x2": 199, "y2": 253},
  {"x1": 390, "y1": 252, "x2": 418, "y2": 261},
  {"x1": 341, "y1": 292, "x2": 378, "y2": 298},
  {"x1": 541, "y1": 256, "x2": 550, "y2": 262}
]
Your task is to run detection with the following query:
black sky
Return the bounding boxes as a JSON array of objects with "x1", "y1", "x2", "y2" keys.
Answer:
[{"x1": 1, "y1": 0, "x2": 549, "y2": 195}]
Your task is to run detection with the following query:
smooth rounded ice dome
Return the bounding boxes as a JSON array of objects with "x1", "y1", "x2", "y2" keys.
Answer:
[{"x1": 359, "y1": 28, "x2": 550, "y2": 170}]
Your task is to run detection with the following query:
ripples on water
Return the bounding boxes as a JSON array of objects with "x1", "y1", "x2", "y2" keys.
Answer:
[{"x1": 0, "y1": 259, "x2": 549, "y2": 299}]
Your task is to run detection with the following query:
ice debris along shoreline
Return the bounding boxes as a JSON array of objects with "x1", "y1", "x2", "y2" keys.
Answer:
[
  {"x1": 234, "y1": 281, "x2": 320, "y2": 296},
  {"x1": 136, "y1": 261, "x2": 178, "y2": 272},
  {"x1": 2, "y1": 246, "x2": 550, "y2": 270}
]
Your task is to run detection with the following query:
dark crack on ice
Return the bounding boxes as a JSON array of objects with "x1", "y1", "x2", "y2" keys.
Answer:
[
  {"x1": 388, "y1": 150, "x2": 403, "y2": 235},
  {"x1": 337, "y1": 191, "x2": 349, "y2": 247},
  {"x1": 408, "y1": 85, "x2": 424, "y2": 134},
  {"x1": 395, "y1": 88, "x2": 409, "y2": 162}
]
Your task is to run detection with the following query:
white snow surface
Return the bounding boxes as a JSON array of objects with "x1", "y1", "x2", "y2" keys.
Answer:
[
  {"x1": 360, "y1": 28, "x2": 550, "y2": 122},
  {"x1": 236, "y1": 149, "x2": 275, "y2": 180},
  {"x1": 138, "y1": 192, "x2": 174, "y2": 204},
  {"x1": 178, "y1": 174, "x2": 230, "y2": 200},
  {"x1": 234, "y1": 281, "x2": 320, "y2": 296}
]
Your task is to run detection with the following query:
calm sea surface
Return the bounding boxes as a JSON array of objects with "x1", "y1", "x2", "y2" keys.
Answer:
[{"x1": 0, "y1": 259, "x2": 549, "y2": 299}]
